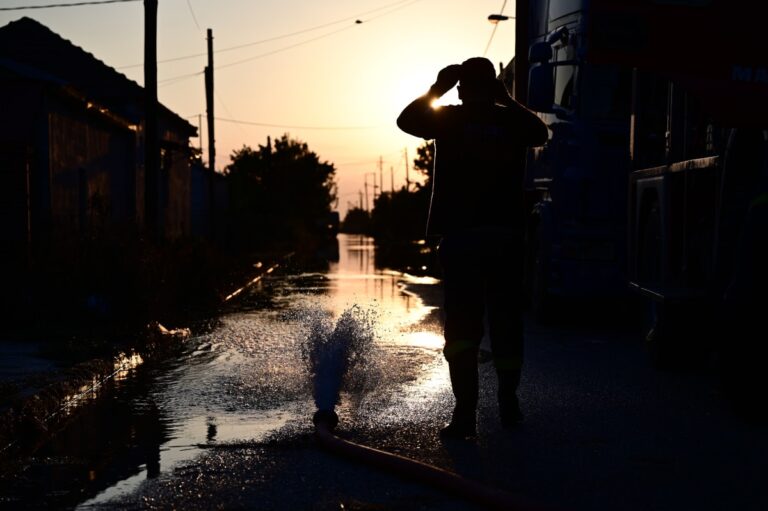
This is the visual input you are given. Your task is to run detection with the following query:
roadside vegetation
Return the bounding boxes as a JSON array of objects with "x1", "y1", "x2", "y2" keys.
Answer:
[
  {"x1": 3, "y1": 134, "x2": 337, "y2": 341},
  {"x1": 341, "y1": 141, "x2": 439, "y2": 276},
  {"x1": 342, "y1": 140, "x2": 433, "y2": 241}
]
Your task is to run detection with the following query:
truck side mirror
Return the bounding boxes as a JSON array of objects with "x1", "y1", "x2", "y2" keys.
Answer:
[
  {"x1": 529, "y1": 42, "x2": 553, "y2": 64},
  {"x1": 528, "y1": 62, "x2": 555, "y2": 113}
]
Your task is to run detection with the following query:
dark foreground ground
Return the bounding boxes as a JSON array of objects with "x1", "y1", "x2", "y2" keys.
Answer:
[{"x1": 83, "y1": 292, "x2": 767, "y2": 511}]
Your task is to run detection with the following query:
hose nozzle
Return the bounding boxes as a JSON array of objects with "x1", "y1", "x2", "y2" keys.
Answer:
[{"x1": 313, "y1": 409, "x2": 339, "y2": 432}]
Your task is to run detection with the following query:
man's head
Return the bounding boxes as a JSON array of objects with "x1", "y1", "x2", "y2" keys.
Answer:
[{"x1": 458, "y1": 57, "x2": 497, "y2": 103}]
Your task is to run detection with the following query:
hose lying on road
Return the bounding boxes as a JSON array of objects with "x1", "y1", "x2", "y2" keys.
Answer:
[{"x1": 313, "y1": 410, "x2": 549, "y2": 511}]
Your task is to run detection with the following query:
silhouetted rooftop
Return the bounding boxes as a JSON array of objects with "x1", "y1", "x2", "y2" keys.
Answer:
[{"x1": 0, "y1": 17, "x2": 195, "y2": 137}]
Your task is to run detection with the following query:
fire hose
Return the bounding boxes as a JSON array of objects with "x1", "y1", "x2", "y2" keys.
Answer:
[{"x1": 313, "y1": 409, "x2": 552, "y2": 511}]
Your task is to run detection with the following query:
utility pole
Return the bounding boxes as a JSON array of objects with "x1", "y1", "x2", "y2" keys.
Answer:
[
  {"x1": 366, "y1": 172, "x2": 378, "y2": 204},
  {"x1": 205, "y1": 29, "x2": 216, "y2": 239},
  {"x1": 378, "y1": 156, "x2": 384, "y2": 197},
  {"x1": 359, "y1": 191, "x2": 363, "y2": 210},
  {"x1": 404, "y1": 147, "x2": 410, "y2": 192},
  {"x1": 144, "y1": 0, "x2": 159, "y2": 241},
  {"x1": 390, "y1": 166, "x2": 394, "y2": 193},
  {"x1": 205, "y1": 28, "x2": 215, "y2": 173},
  {"x1": 198, "y1": 113, "x2": 203, "y2": 152},
  {"x1": 364, "y1": 178, "x2": 369, "y2": 212}
]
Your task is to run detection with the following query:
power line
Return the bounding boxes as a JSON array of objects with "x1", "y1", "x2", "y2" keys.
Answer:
[
  {"x1": 154, "y1": 0, "x2": 425, "y2": 89},
  {"x1": 215, "y1": 117, "x2": 377, "y2": 131},
  {"x1": 116, "y1": 0, "x2": 417, "y2": 70},
  {"x1": 214, "y1": 0, "x2": 419, "y2": 52},
  {"x1": 214, "y1": 92, "x2": 248, "y2": 138},
  {"x1": 185, "y1": 0, "x2": 201, "y2": 31},
  {"x1": 0, "y1": 0, "x2": 138, "y2": 10},
  {"x1": 206, "y1": 0, "x2": 426, "y2": 72},
  {"x1": 214, "y1": 23, "x2": 358, "y2": 71},
  {"x1": 337, "y1": 150, "x2": 404, "y2": 167},
  {"x1": 482, "y1": 0, "x2": 508, "y2": 57},
  {"x1": 336, "y1": 158, "x2": 383, "y2": 167},
  {"x1": 157, "y1": 70, "x2": 203, "y2": 87}
]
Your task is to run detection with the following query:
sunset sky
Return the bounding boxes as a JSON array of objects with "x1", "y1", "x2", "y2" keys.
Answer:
[{"x1": 0, "y1": 0, "x2": 517, "y2": 217}]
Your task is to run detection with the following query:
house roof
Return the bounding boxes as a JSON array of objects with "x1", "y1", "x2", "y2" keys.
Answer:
[{"x1": 0, "y1": 17, "x2": 196, "y2": 137}]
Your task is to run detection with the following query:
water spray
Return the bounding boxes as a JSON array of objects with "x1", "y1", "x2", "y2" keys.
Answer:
[{"x1": 305, "y1": 307, "x2": 548, "y2": 511}]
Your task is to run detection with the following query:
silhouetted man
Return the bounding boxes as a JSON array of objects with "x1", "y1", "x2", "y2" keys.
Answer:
[{"x1": 397, "y1": 57, "x2": 548, "y2": 438}]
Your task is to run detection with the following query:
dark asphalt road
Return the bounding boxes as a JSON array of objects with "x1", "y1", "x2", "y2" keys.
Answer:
[
  {"x1": 6, "y1": 235, "x2": 765, "y2": 511},
  {"x1": 97, "y1": 300, "x2": 767, "y2": 511}
]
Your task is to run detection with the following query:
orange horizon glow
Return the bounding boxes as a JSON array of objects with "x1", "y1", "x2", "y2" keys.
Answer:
[{"x1": 0, "y1": 0, "x2": 516, "y2": 218}]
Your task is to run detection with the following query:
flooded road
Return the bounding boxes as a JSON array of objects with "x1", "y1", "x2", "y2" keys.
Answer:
[
  {"x1": 4, "y1": 235, "x2": 767, "y2": 511},
  {"x1": 3, "y1": 234, "x2": 448, "y2": 509}
]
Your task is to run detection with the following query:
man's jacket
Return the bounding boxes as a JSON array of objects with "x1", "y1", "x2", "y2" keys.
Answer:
[{"x1": 397, "y1": 97, "x2": 548, "y2": 237}]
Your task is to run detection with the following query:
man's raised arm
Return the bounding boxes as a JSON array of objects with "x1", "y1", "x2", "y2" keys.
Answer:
[{"x1": 397, "y1": 64, "x2": 461, "y2": 139}]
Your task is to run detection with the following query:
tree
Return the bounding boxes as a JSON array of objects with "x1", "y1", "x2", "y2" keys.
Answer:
[
  {"x1": 413, "y1": 140, "x2": 435, "y2": 191},
  {"x1": 225, "y1": 134, "x2": 337, "y2": 249},
  {"x1": 368, "y1": 140, "x2": 435, "y2": 242},
  {"x1": 341, "y1": 207, "x2": 370, "y2": 234}
]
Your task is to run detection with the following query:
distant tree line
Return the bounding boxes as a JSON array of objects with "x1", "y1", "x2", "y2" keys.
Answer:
[{"x1": 342, "y1": 140, "x2": 433, "y2": 242}]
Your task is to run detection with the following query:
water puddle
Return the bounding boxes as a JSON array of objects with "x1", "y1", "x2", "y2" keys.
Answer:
[{"x1": 7, "y1": 235, "x2": 446, "y2": 508}]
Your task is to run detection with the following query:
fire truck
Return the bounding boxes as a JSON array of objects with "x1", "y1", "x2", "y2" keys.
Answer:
[{"x1": 512, "y1": 0, "x2": 767, "y2": 380}]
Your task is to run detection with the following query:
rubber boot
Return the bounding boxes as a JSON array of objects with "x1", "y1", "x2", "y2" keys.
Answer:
[
  {"x1": 497, "y1": 369, "x2": 523, "y2": 428},
  {"x1": 440, "y1": 351, "x2": 479, "y2": 439}
]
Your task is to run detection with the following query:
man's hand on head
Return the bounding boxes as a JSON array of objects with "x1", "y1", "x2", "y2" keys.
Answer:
[
  {"x1": 430, "y1": 64, "x2": 461, "y2": 97},
  {"x1": 493, "y1": 79, "x2": 514, "y2": 106}
]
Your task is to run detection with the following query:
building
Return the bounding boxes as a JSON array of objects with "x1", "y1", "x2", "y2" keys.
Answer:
[{"x1": 0, "y1": 17, "x2": 198, "y2": 249}]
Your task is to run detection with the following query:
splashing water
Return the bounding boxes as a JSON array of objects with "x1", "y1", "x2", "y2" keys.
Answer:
[{"x1": 301, "y1": 304, "x2": 381, "y2": 413}]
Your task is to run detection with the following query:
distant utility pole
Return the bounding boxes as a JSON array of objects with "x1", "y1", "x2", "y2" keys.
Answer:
[
  {"x1": 404, "y1": 147, "x2": 410, "y2": 192},
  {"x1": 198, "y1": 113, "x2": 203, "y2": 152},
  {"x1": 378, "y1": 156, "x2": 384, "y2": 197},
  {"x1": 390, "y1": 166, "x2": 394, "y2": 193},
  {"x1": 205, "y1": 28, "x2": 215, "y2": 173},
  {"x1": 368, "y1": 172, "x2": 378, "y2": 202},
  {"x1": 359, "y1": 191, "x2": 363, "y2": 210},
  {"x1": 144, "y1": 0, "x2": 159, "y2": 241}
]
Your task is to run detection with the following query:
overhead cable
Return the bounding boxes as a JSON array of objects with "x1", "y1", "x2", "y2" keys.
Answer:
[
  {"x1": 185, "y1": 0, "x2": 201, "y2": 31},
  {"x1": 0, "y1": 0, "x2": 138, "y2": 11},
  {"x1": 156, "y1": 0, "x2": 424, "y2": 88},
  {"x1": 482, "y1": 0, "x2": 508, "y2": 57},
  {"x1": 215, "y1": 117, "x2": 377, "y2": 131},
  {"x1": 117, "y1": 0, "x2": 418, "y2": 70}
]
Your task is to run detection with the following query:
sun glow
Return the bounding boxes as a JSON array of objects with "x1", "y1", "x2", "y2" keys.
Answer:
[
  {"x1": 432, "y1": 88, "x2": 459, "y2": 108},
  {"x1": 388, "y1": 66, "x2": 460, "y2": 118}
]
